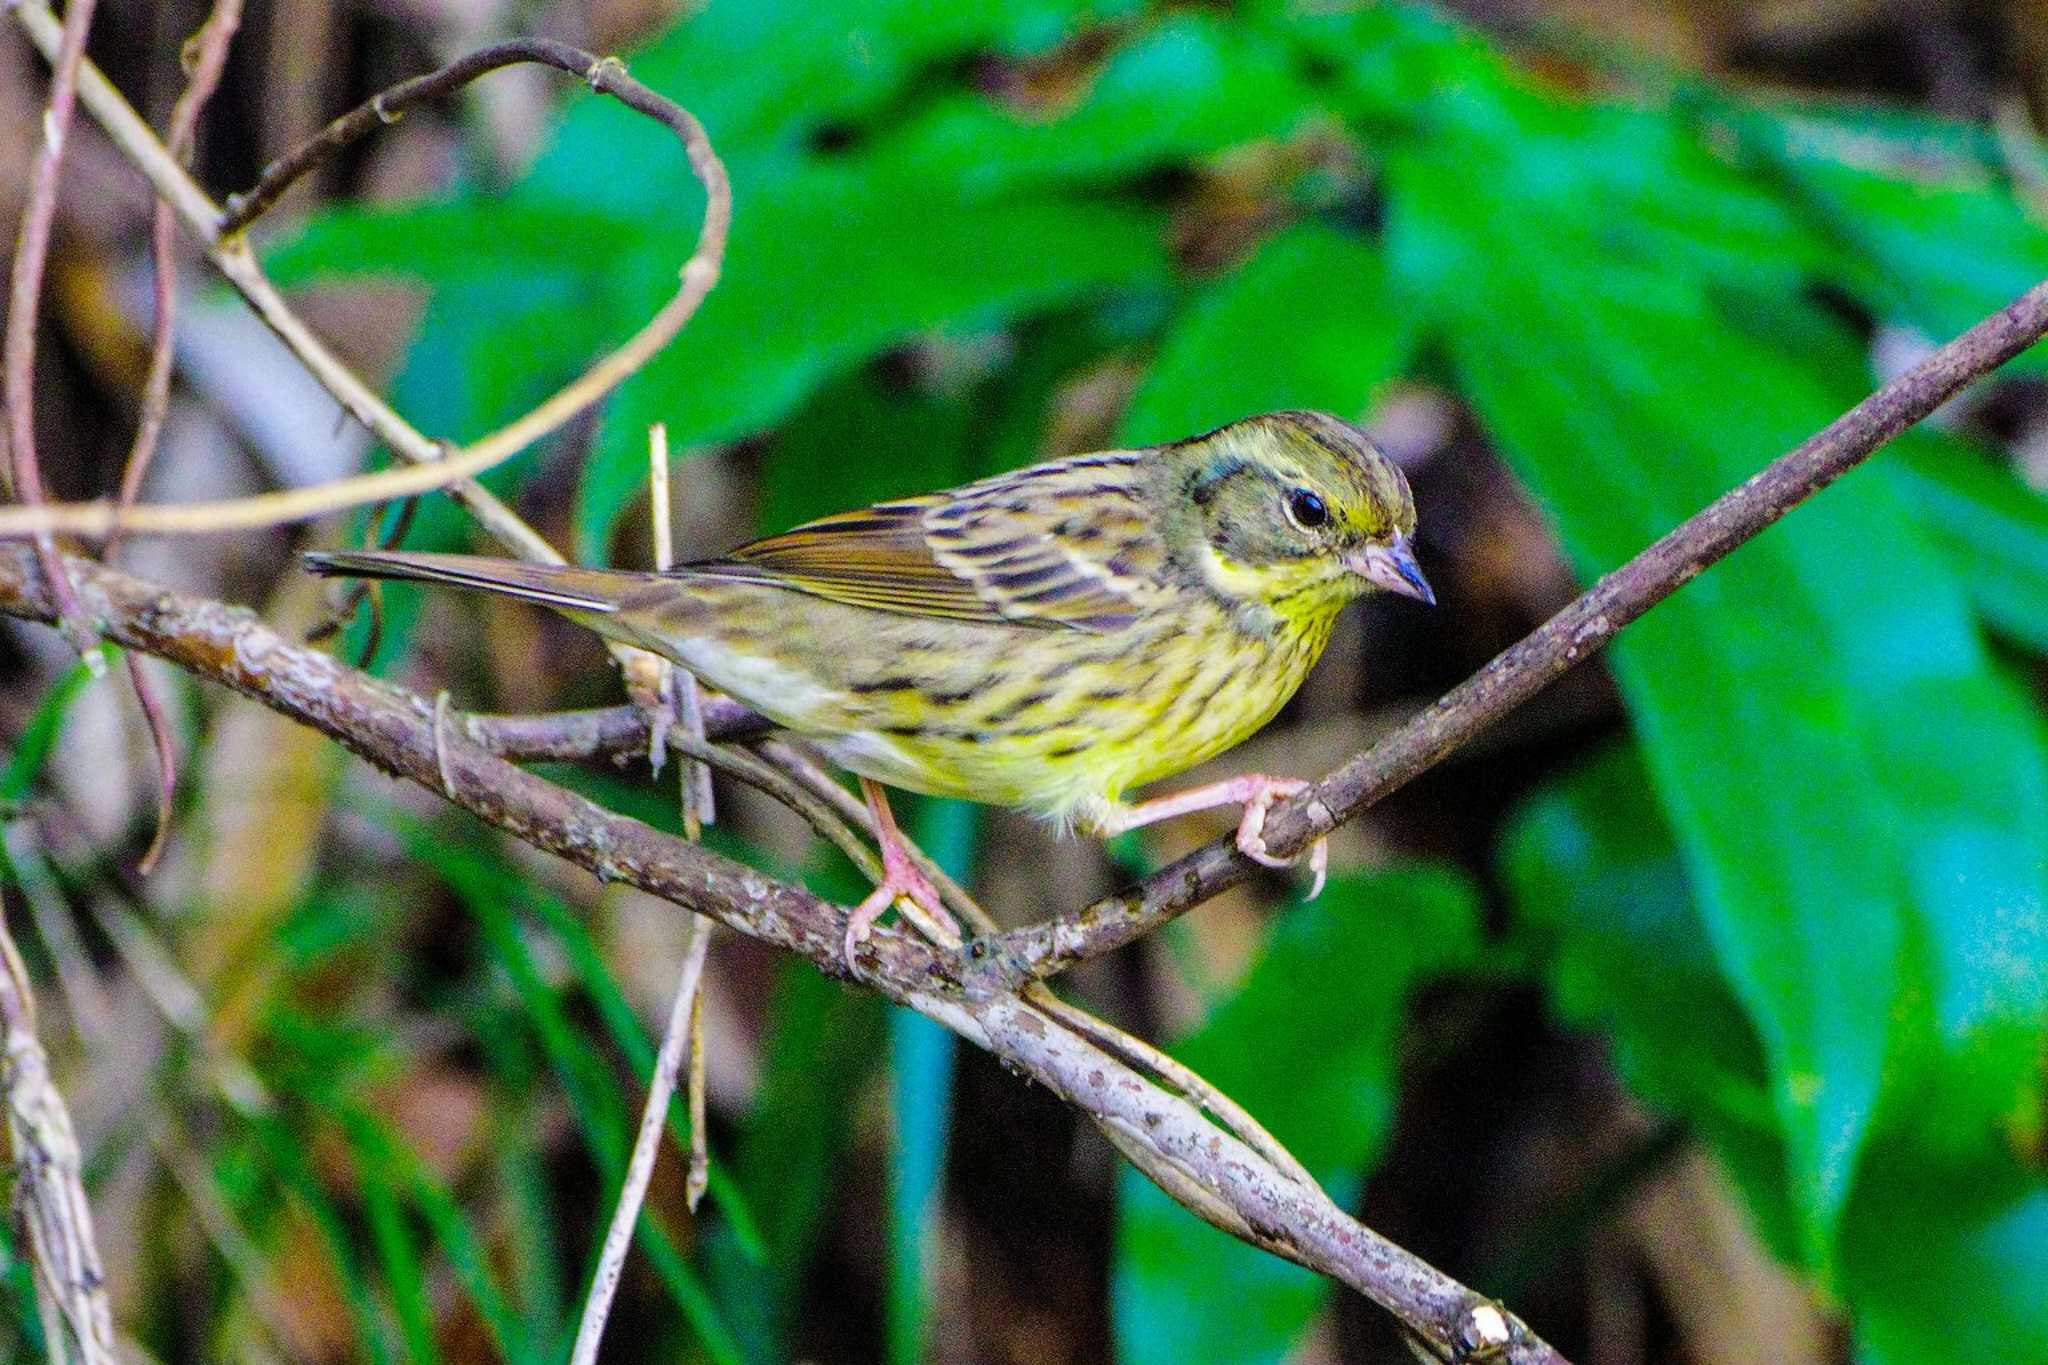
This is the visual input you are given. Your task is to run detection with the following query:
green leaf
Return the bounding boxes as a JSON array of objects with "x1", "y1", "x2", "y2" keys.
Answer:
[
  {"x1": 1, "y1": 649, "x2": 109, "y2": 804},
  {"x1": 266, "y1": 199, "x2": 642, "y2": 290},
  {"x1": 403, "y1": 822, "x2": 745, "y2": 1365},
  {"x1": 754, "y1": 369, "x2": 983, "y2": 538},
  {"x1": 1503, "y1": 744, "x2": 1796, "y2": 1257},
  {"x1": 1505, "y1": 743, "x2": 2048, "y2": 1365},
  {"x1": 525, "y1": 0, "x2": 1144, "y2": 212},
  {"x1": 338, "y1": 1106, "x2": 524, "y2": 1364},
  {"x1": 579, "y1": 169, "x2": 1167, "y2": 556},
  {"x1": 873, "y1": 13, "x2": 1312, "y2": 194},
  {"x1": 1112, "y1": 865, "x2": 1481, "y2": 1365},
  {"x1": 708, "y1": 957, "x2": 885, "y2": 1358},
  {"x1": 1839, "y1": 1134, "x2": 2048, "y2": 1365},
  {"x1": 245, "y1": 1110, "x2": 395, "y2": 1364},
  {"x1": 1394, "y1": 129, "x2": 2048, "y2": 1269},
  {"x1": 1121, "y1": 221, "x2": 1417, "y2": 445},
  {"x1": 1887, "y1": 437, "x2": 2048, "y2": 653},
  {"x1": 1708, "y1": 97, "x2": 2048, "y2": 354}
]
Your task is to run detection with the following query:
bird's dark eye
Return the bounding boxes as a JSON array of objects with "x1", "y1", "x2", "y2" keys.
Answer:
[{"x1": 1286, "y1": 488, "x2": 1330, "y2": 531}]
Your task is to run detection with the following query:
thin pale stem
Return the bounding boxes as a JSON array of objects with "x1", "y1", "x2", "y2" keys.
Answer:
[{"x1": 569, "y1": 916, "x2": 712, "y2": 1365}]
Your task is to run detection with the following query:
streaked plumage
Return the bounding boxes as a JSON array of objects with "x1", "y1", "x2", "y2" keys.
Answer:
[{"x1": 306, "y1": 410, "x2": 1431, "y2": 943}]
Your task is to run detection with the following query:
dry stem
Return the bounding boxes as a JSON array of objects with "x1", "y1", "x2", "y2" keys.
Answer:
[{"x1": 2, "y1": 17, "x2": 729, "y2": 549}]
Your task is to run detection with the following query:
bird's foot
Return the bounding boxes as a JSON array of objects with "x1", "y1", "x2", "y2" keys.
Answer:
[
  {"x1": 1096, "y1": 773, "x2": 1328, "y2": 900},
  {"x1": 845, "y1": 778, "x2": 960, "y2": 961},
  {"x1": 845, "y1": 841, "x2": 955, "y2": 960},
  {"x1": 1229, "y1": 776, "x2": 1328, "y2": 900}
]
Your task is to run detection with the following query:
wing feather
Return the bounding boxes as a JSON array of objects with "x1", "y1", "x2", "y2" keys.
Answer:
[{"x1": 681, "y1": 456, "x2": 1161, "y2": 632}]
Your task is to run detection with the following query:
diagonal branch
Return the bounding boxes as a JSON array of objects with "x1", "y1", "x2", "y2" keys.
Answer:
[
  {"x1": 975, "y1": 275, "x2": 2048, "y2": 988},
  {"x1": 0, "y1": 544, "x2": 1565, "y2": 1365}
]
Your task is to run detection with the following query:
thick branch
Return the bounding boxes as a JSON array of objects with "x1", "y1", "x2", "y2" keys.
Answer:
[
  {"x1": 979, "y1": 276, "x2": 2048, "y2": 986},
  {"x1": 0, "y1": 546, "x2": 1564, "y2": 1365}
]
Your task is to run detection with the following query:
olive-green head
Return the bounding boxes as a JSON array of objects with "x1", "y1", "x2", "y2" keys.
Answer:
[{"x1": 1158, "y1": 410, "x2": 1432, "y2": 621}]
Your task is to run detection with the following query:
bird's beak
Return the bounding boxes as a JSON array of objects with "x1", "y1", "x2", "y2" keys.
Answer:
[{"x1": 1346, "y1": 535, "x2": 1435, "y2": 605}]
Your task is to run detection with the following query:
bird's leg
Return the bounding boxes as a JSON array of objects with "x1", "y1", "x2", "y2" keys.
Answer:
[
  {"x1": 845, "y1": 778, "x2": 958, "y2": 958},
  {"x1": 1094, "y1": 775, "x2": 1328, "y2": 899}
]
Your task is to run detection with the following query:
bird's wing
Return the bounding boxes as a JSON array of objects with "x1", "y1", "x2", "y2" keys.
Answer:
[{"x1": 684, "y1": 454, "x2": 1163, "y2": 632}]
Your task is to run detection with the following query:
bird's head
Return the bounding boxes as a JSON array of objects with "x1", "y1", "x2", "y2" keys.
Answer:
[{"x1": 1161, "y1": 410, "x2": 1432, "y2": 625}]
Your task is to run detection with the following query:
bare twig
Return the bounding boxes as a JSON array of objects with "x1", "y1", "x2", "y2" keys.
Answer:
[
  {"x1": 460, "y1": 701, "x2": 771, "y2": 759},
  {"x1": 113, "y1": 0, "x2": 244, "y2": 537},
  {"x1": 979, "y1": 274, "x2": 2048, "y2": 987},
  {"x1": 0, "y1": 925, "x2": 116, "y2": 1364},
  {"x1": 2, "y1": 15, "x2": 729, "y2": 548},
  {"x1": 568, "y1": 425, "x2": 722, "y2": 1360},
  {"x1": 645, "y1": 423, "x2": 716, "y2": 1217},
  {"x1": 569, "y1": 914, "x2": 712, "y2": 1365},
  {"x1": 1, "y1": 0, "x2": 122, "y2": 1349},
  {"x1": 5, "y1": 4, "x2": 728, "y2": 864},
  {"x1": 120, "y1": 652, "x2": 178, "y2": 874},
  {"x1": 0, "y1": 545, "x2": 1567, "y2": 1365},
  {"x1": 2, "y1": 0, "x2": 101, "y2": 668},
  {"x1": 647, "y1": 425, "x2": 715, "y2": 834}
]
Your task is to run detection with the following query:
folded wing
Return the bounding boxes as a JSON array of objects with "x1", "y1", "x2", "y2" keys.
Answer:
[{"x1": 683, "y1": 454, "x2": 1163, "y2": 633}]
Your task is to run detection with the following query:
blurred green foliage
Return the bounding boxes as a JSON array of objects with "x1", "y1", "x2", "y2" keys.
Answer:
[
  {"x1": 1114, "y1": 866, "x2": 1479, "y2": 1363},
  {"x1": 244, "y1": 0, "x2": 2048, "y2": 1360}
]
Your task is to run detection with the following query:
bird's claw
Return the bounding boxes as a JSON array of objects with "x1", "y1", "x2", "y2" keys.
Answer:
[
  {"x1": 1234, "y1": 777, "x2": 1329, "y2": 900},
  {"x1": 844, "y1": 844, "x2": 956, "y2": 961}
]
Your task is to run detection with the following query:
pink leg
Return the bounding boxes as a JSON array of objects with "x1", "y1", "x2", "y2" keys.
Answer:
[
  {"x1": 1093, "y1": 774, "x2": 1328, "y2": 899},
  {"x1": 845, "y1": 778, "x2": 959, "y2": 958}
]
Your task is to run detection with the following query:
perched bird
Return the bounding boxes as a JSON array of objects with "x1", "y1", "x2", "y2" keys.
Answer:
[{"x1": 306, "y1": 409, "x2": 1432, "y2": 952}]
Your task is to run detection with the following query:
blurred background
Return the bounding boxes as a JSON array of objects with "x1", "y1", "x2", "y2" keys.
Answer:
[{"x1": 7, "y1": 0, "x2": 2048, "y2": 1361}]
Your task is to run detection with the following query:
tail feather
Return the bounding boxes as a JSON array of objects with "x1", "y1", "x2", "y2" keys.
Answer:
[{"x1": 302, "y1": 550, "x2": 651, "y2": 615}]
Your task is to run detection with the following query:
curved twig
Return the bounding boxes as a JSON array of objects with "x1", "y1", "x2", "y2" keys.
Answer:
[
  {"x1": 3, "y1": 0, "x2": 100, "y2": 666},
  {"x1": 2, "y1": 16, "x2": 730, "y2": 547}
]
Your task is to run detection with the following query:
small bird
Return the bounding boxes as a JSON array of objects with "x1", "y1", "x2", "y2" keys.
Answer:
[{"x1": 306, "y1": 410, "x2": 1432, "y2": 952}]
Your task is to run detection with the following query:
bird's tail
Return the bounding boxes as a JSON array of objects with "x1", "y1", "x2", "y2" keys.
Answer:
[{"x1": 302, "y1": 550, "x2": 659, "y2": 618}]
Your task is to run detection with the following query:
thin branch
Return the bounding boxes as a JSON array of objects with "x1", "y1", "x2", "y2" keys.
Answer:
[
  {"x1": 647, "y1": 424, "x2": 715, "y2": 833},
  {"x1": 3, "y1": 14, "x2": 729, "y2": 549},
  {"x1": 0, "y1": 922, "x2": 116, "y2": 1363},
  {"x1": 0, "y1": 545, "x2": 1566, "y2": 1365},
  {"x1": 217, "y1": 41, "x2": 665, "y2": 233},
  {"x1": 1, "y1": 0, "x2": 122, "y2": 1350},
  {"x1": 3, "y1": 0, "x2": 101, "y2": 665},
  {"x1": 113, "y1": 0, "x2": 244, "y2": 538},
  {"x1": 570, "y1": 424, "x2": 719, "y2": 1361},
  {"x1": 462, "y1": 701, "x2": 770, "y2": 760},
  {"x1": 977, "y1": 274, "x2": 2048, "y2": 987},
  {"x1": 569, "y1": 914, "x2": 712, "y2": 1365}
]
